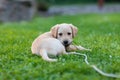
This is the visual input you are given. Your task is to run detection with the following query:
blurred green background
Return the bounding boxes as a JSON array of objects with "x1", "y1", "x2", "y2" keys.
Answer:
[{"x1": 0, "y1": 0, "x2": 120, "y2": 80}]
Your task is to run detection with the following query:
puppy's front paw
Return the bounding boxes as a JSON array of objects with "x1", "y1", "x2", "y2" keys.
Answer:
[
  {"x1": 84, "y1": 48, "x2": 92, "y2": 51},
  {"x1": 77, "y1": 46, "x2": 91, "y2": 51}
]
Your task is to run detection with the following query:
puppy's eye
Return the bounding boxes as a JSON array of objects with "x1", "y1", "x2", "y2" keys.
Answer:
[
  {"x1": 68, "y1": 32, "x2": 71, "y2": 35},
  {"x1": 59, "y1": 33, "x2": 63, "y2": 36}
]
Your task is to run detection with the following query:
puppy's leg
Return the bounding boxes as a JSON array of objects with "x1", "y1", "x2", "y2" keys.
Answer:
[
  {"x1": 76, "y1": 45, "x2": 91, "y2": 51},
  {"x1": 66, "y1": 45, "x2": 91, "y2": 51},
  {"x1": 39, "y1": 49, "x2": 57, "y2": 62}
]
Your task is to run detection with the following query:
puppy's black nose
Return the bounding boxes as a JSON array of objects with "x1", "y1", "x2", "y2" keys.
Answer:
[{"x1": 63, "y1": 40, "x2": 68, "y2": 45}]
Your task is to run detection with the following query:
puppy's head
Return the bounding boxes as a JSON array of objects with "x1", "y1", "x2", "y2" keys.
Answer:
[{"x1": 51, "y1": 23, "x2": 78, "y2": 47}]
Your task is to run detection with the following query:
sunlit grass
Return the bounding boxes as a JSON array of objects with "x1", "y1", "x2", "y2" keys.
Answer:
[{"x1": 0, "y1": 13, "x2": 120, "y2": 80}]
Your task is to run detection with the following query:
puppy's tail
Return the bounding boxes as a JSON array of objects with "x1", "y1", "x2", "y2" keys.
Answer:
[{"x1": 39, "y1": 49, "x2": 57, "y2": 62}]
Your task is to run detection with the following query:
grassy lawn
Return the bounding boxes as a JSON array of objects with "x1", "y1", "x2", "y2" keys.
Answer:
[{"x1": 0, "y1": 13, "x2": 120, "y2": 80}]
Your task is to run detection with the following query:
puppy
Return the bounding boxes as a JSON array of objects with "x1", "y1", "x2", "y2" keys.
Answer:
[{"x1": 31, "y1": 23, "x2": 89, "y2": 62}]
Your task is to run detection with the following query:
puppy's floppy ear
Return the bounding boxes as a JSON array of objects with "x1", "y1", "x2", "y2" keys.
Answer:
[
  {"x1": 50, "y1": 24, "x2": 59, "y2": 38},
  {"x1": 70, "y1": 24, "x2": 78, "y2": 38}
]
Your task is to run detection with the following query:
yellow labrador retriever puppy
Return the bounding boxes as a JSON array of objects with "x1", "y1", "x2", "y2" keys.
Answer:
[{"x1": 31, "y1": 23, "x2": 89, "y2": 62}]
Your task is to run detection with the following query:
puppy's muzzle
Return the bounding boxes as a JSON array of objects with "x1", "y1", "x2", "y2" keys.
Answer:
[{"x1": 63, "y1": 40, "x2": 71, "y2": 47}]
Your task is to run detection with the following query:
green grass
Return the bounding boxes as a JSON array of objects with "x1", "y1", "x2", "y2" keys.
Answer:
[{"x1": 0, "y1": 13, "x2": 120, "y2": 80}]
